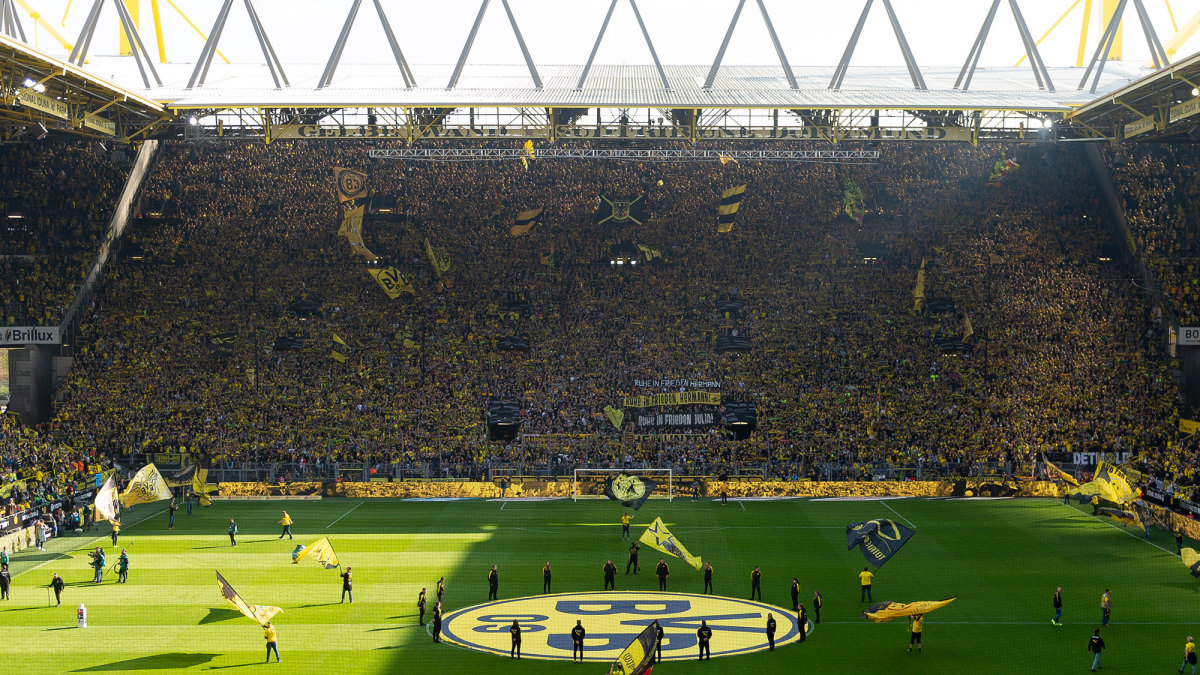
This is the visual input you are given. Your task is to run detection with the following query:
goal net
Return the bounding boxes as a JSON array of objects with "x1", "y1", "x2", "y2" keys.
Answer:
[{"x1": 572, "y1": 468, "x2": 674, "y2": 502}]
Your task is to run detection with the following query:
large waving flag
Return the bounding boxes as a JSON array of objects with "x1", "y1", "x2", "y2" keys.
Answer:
[
  {"x1": 1069, "y1": 461, "x2": 1138, "y2": 505},
  {"x1": 1042, "y1": 454, "x2": 1079, "y2": 487},
  {"x1": 367, "y1": 267, "x2": 415, "y2": 299},
  {"x1": 716, "y1": 184, "x2": 746, "y2": 233},
  {"x1": 94, "y1": 474, "x2": 121, "y2": 527},
  {"x1": 423, "y1": 238, "x2": 452, "y2": 278},
  {"x1": 1182, "y1": 548, "x2": 1200, "y2": 577},
  {"x1": 846, "y1": 518, "x2": 915, "y2": 568},
  {"x1": 509, "y1": 207, "x2": 542, "y2": 236},
  {"x1": 639, "y1": 517, "x2": 701, "y2": 570},
  {"x1": 604, "y1": 473, "x2": 654, "y2": 511},
  {"x1": 861, "y1": 598, "x2": 955, "y2": 623},
  {"x1": 193, "y1": 462, "x2": 219, "y2": 508},
  {"x1": 333, "y1": 167, "x2": 367, "y2": 202},
  {"x1": 338, "y1": 206, "x2": 380, "y2": 261},
  {"x1": 216, "y1": 571, "x2": 284, "y2": 625},
  {"x1": 295, "y1": 537, "x2": 341, "y2": 569},
  {"x1": 119, "y1": 464, "x2": 173, "y2": 508},
  {"x1": 611, "y1": 621, "x2": 658, "y2": 675}
]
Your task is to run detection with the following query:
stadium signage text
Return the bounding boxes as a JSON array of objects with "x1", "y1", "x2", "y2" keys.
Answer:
[
  {"x1": 623, "y1": 392, "x2": 722, "y2": 408},
  {"x1": 1068, "y1": 452, "x2": 1132, "y2": 467},
  {"x1": 0, "y1": 326, "x2": 60, "y2": 345},
  {"x1": 439, "y1": 591, "x2": 801, "y2": 661},
  {"x1": 17, "y1": 89, "x2": 69, "y2": 120},
  {"x1": 633, "y1": 379, "x2": 721, "y2": 390},
  {"x1": 278, "y1": 124, "x2": 974, "y2": 142},
  {"x1": 1178, "y1": 326, "x2": 1200, "y2": 346}
]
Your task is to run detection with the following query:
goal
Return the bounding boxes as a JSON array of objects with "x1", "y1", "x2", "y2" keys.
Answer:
[{"x1": 572, "y1": 468, "x2": 674, "y2": 502}]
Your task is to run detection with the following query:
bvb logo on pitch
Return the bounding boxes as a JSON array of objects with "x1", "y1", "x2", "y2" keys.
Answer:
[{"x1": 439, "y1": 591, "x2": 804, "y2": 662}]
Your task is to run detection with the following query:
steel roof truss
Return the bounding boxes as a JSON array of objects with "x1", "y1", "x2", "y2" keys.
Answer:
[
  {"x1": 447, "y1": 0, "x2": 541, "y2": 91},
  {"x1": 69, "y1": 0, "x2": 160, "y2": 88},
  {"x1": 1, "y1": 0, "x2": 27, "y2": 43},
  {"x1": 187, "y1": 0, "x2": 287, "y2": 90},
  {"x1": 319, "y1": 0, "x2": 413, "y2": 89},
  {"x1": 704, "y1": 0, "x2": 797, "y2": 91},
  {"x1": 957, "y1": 0, "x2": 1053, "y2": 92},
  {"x1": 1080, "y1": 0, "x2": 1168, "y2": 92},
  {"x1": 831, "y1": 0, "x2": 925, "y2": 91}
]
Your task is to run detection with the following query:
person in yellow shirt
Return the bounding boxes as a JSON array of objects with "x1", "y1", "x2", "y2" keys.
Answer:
[
  {"x1": 908, "y1": 614, "x2": 924, "y2": 652},
  {"x1": 277, "y1": 511, "x2": 293, "y2": 540},
  {"x1": 1181, "y1": 635, "x2": 1196, "y2": 675},
  {"x1": 110, "y1": 521, "x2": 120, "y2": 548},
  {"x1": 263, "y1": 622, "x2": 280, "y2": 663},
  {"x1": 859, "y1": 567, "x2": 874, "y2": 603},
  {"x1": 621, "y1": 512, "x2": 632, "y2": 540}
]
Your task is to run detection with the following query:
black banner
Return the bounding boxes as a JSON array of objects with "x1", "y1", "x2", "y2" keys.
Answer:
[
  {"x1": 603, "y1": 474, "x2": 657, "y2": 511},
  {"x1": 846, "y1": 518, "x2": 915, "y2": 568},
  {"x1": 635, "y1": 412, "x2": 717, "y2": 429},
  {"x1": 596, "y1": 194, "x2": 648, "y2": 226},
  {"x1": 497, "y1": 336, "x2": 530, "y2": 351},
  {"x1": 206, "y1": 333, "x2": 237, "y2": 358},
  {"x1": 716, "y1": 328, "x2": 750, "y2": 353}
]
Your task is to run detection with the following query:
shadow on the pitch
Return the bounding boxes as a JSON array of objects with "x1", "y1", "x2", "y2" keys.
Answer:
[
  {"x1": 0, "y1": 606, "x2": 43, "y2": 611},
  {"x1": 198, "y1": 607, "x2": 244, "y2": 625},
  {"x1": 203, "y1": 663, "x2": 264, "y2": 671},
  {"x1": 73, "y1": 653, "x2": 219, "y2": 671}
]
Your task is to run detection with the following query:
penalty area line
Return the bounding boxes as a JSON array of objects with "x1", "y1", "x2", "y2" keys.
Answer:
[
  {"x1": 739, "y1": 501, "x2": 745, "y2": 511},
  {"x1": 326, "y1": 501, "x2": 364, "y2": 529},
  {"x1": 879, "y1": 499, "x2": 915, "y2": 529}
]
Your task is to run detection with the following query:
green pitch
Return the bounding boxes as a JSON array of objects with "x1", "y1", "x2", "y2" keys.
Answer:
[{"x1": 1, "y1": 496, "x2": 1193, "y2": 674}]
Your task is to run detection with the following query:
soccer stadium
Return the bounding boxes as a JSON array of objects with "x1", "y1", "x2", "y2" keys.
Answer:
[{"x1": 4, "y1": 1, "x2": 1200, "y2": 673}]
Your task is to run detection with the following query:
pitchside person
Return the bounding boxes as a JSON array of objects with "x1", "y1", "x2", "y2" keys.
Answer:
[
  {"x1": 750, "y1": 566, "x2": 762, "y2": 600},
  {"x1": 432, "y1": 602, "x2": 442, "y2": 643},
  {"x1": 1181, "y1": 635, "x2": 1197, "y2": 675},
  {"x1": 813, "y1": 590, "x2": 822, "y2": 623},
  {"x1": 766, "y1": 613, "x2": 776, "y2": 651},
  {"x1": 908, "y1": 613, "x2": 923, "y2": 652},
  {"x1": 417, "y1": 588, "x2": 426, "y2": 625},
  {"x1": 656, "y1": 559, "x2": 670, "y2": 591},
  {"x1": 0, "y1": 563, "x2": 10, "y2": 600},
  {"x1": 621, "y1": 512, "x2": 632, "y2": 540},
  {"x1": 488, "y1": 565, "x2": 499, "y2": 600},
  {"x1": 697, "y1": 620, "x2": 712, "y2": 660},
  {"x1": 263, "y1": 621, "x2": 281, "y2": 663},
  {"x1": 340, "y1": 566, "x2": 353, "y2": 603},
  {"x1": 437, "y1": 576, "x2": 445, "y2": 603},
  {"x1": 790, "y1": 578, "x2": 800, "y2": 610},
  {"x1": 798, "y1": 603, "x2": 808, "y2": 642},
  {"x1": 703, "y1": 561, "x2": 714, "y2": 594},
  {"x1": 571, "y1": 620, "x2": 585, "y2": 662},
  {"x1": 1052, "y1": 587, "x2": 1063, "y2": 625},
  {"x1": 626, "y1": 541, "x2": 640, "y2": 574},
  {"x1": 1101, "y1": 589, "x2": 1111, "y2": 626},
  {"x1": 1088, "y1": 628, "x2": 1105, "y2": 671},
  {"x1": 603, "y1": 559, "x2": 617, "y2": 590},
  {"x1": 543, "y1": 561, "x2": 552, "y2": 594},
  {"x1": 859, "y1": 567, "x2": 874, "y2": 602},
  {"x1": 277, "y1": 511, "x2": 293, "y2": 540},
  {"x1": 510, "y1": 620, "x2": 521, "y2": 659},
  {"x1": 654, "y1": 622, "x2": 664, "y2": 662},
  {"x1": 228, "y1": 519, "x2": 238, "y2": 547}
]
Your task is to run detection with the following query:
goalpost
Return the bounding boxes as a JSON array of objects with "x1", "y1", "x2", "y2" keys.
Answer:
[{"x1": 572, "y1": 468, "x2": 674, "y2": 502}]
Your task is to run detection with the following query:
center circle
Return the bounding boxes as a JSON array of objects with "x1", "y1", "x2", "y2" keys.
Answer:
[{"x1": 439, "y1": 590, "x2": 806, "y2": 661}]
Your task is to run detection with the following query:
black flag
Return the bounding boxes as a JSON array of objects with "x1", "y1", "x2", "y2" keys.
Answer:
[
  {"x1": 604, "y1": 473, "x2": 657, "y2": 511},
  {"x1": 846, "y1": 518, "x2": 915, "y2": 568}
]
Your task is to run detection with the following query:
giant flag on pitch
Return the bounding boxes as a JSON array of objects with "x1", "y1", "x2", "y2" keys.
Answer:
[
  {"x1": 216, "y1": 571, "x2": 284, "y2": 625},
  {"x1": 861, "y1": 598, "x2": 955, "y2": 623},
  {"x1": 334, "y1": 167, "x2": 367, "y2": 202},
  {"x1": 847, "y1": 518, "x2": 915, "y2": 568},
  {"x1": 640, "y1": 517, "x2": 702, "y2": 569},
  {"x1": 94, "y1": 474, "x2": 121, "y2": 527},
  {"x1": 716, "y1": 184, "x2": 746, "y2": 233},
  {"x1": 295, "y1": 537, "x2": 341, "y2": 569},
  {"x1": 610, "y1": 621, "x2": 658, "y2": 675},
  {"x1": 1182, "y1": 548, "x2": 1200, "y2": 577},
  {"x1": 604, "y1": 473, "x2": 654, "y2": 511},
  {"x1": 119, "y1": 464, "x2": 173, "y2": 508}
]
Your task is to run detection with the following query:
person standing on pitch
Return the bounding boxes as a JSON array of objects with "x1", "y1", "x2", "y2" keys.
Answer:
[
  {"x1": 117, "y1": 549, "x2": 129, "y2": 583},
  {"x1": 488, "y1": 565, "x2": 499, "y2": 600},
  {"x1": 1101, "y1": 589, "x2": 1111, "y2": 626},
  {"x1": 543, "y1": 561, "x2": 552, "y2": 594},
  {"x1": 656, "y1": 559, "x2": 669, "y2": 591},
  {"x1": 167, "y1": 499, "x2": 176, "y2": 530},
  {"x1": 49, "y1": 572, "x2": 65, "y2": 606},
  {"x1": 766, "y1": 613, "x2": 776, "y2": 651},
  {"x1": 654, "y1": 621, "x2": 664, "y2": 663},
  {"x1": 603, "y1": 559, "x2": 617, "y2": 590},
  {"x1": 697, "y1": 620, "x2": 712, "y2": 660},
  {"x1": 813, "y1": 590, "x2": 822, "y2": 624},
  {"x1": 417, "y1": 587, "x2": 427, "y2": 625},
  {"x1": 436, "y1": 576, "x2": 445, "y2": 603},
  {"x1": 277, "y1": 511, "x2": 293, "y2": 540},
  {"x1": 185, "y1": 491, "x2": 193, "y2": 516},
  {"x1": 263, "y1": 621, "x2": 280, "y2": 663},
  {"x1": 571, "y1": 620, "x2": 585, "y2": 662},
  {"x1": 798, "y1": 603, "x2": 808, "y2": 642},
  {"x1": 1052, "y1": 587, "x2": 1063, "y2": 625},
  {"x1": 228, "y1": 518, "x2": 238, "y2": 547},
  {"x1": 790, "y1": 578, "x2": 800, "y2": 610},
  {"x1": 1181, "y1": 635, "x2": 1197, "y2": 675},
  {"x1": 92, "y1": 548, "x2": 105, "y2": 584},
  {"x1": 432, "y1": 602, "x2": 442, "y2": 643},
  {"x1": 703, "y1": 561, "x2": 714, "y2": 594},
  {"x1": 340, "y1": 566, "x2": 353, "y2": 603},
  {"x1": 110, "y1": 520, "x2": 120, "y2": 548},
  {"x1": 859, "y1": 567, "x2": 874, "y2": 602},
  {"x1": 1088, "y1": 628, "x2": 1105, "y2": 671},
  {"x1": 1, "y1": 546, "x2": 9, "y2": 568},
  {"x1": 626, "y1": 541, "x2": 640, "y2": 574},
  {"x1": 621, "y1": 512, "x2": 632, "y2": 540},
  {"x1": 908, "y1": 613, "x2": 923, "y2": 652},
  {"x1": 509, "y1": 620, "x2": 521, "y2": 659},
  {"x1": 750, "y1": 566, "x2": 762, "y2": 600},
  {"x1": 0, "y1": 563, "x2": 10, "y2": 600}
]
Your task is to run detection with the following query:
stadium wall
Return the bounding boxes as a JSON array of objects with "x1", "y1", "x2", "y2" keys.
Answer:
[{"x1": 216, "y1": 479, "x2": 1062, "y2": 499}]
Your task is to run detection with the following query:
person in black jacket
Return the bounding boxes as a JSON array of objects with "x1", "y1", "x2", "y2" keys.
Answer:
[
  {"x1": 488, "y1": 565, "x2": 499, "y2": 600},
  {"x1": 697, "y1": 620, "x2": 712, "y2": 660},
  {"x1": 510, "y1": 620, "x2": 521, "y2": 659},
  {"x1": 654, "y1": 621, "x2": 664, "y2": 662},
  {"x1": 0, "y1": 563, "x2": 10, "y2": 600},
  {"x1": 417, "y1": 587, "x2": 426, "y2": 625},
  {"x1": 432, "y1": 602, "x2": 442, "y2": 643},
  {"x1": 798, "y1": 604, "x2": 808, "y2": 642},
  {"x1": 603, "y1": 560, "x2": 617, "y2": 590},
  {"x1": 751, "y1": 566, "x2": 762, "y2": 600},
  {"x1": 571, "y1": 620, "x2": 585, "y2": 662},
  {"x1": 656, "y1": 559, "x2": 669, "y2": 591},
  {"x1": 1088, "y1": 628, "x2": 1105, "y2": 672},
  {"x1": 703, "y1": 562, "x2": 714, "y2": 594},
  {"x1": 543, "y1": 562, "x2": 552, "y2": 594},
  {"x1": 49, "y1": 572, "x2": 65, "y2": 606},
  {"x1": 340, "y1": 566, "x2": 353, "y2": 603},
  {"x1": 766, "y1": 613, "x2": 776, "y2": 651}
]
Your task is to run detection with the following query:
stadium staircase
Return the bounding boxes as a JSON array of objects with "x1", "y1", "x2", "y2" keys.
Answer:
[{"x1": 1081, "y1": 143, "x2": 1161, "y2": 307}]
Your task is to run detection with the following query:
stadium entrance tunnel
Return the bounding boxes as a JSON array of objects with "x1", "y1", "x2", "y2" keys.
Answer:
[{"x1": 438, "y1": 591, "x2": 805, "y2": 661}]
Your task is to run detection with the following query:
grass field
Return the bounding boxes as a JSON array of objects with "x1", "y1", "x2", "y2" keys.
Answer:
[{"x1": 1, "y1": 495, "x2": 1195, "y2": 674}]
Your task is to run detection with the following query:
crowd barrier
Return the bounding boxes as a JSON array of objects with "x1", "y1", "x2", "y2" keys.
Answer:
[
  {"x1": 0, "y1": 525, "x2": 35, "y2": 554},
  {"x1": 217, "y1": 479, "x2": 1063, "y2": 500}
]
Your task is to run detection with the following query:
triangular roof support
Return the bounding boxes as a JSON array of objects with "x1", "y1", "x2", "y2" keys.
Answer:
[
  {"x1": 1079, "y1": 0, "x2": 1168, "y2": 92},
  {"x1": 187, "y1": 0, "x2": 288, "y2": 90},
  {"x1": 319, "y1": 0, "x2": 414, "y2": 89},
  {"x1": 69, "y1": 0, "x2": 161, "y2": 88},
  {"x1": 0, "y1": 0, "x2": 28, "y2": 43},
  {"x1": 447, "y1": 0, "x2": 541, "y2": 91},
  {"x1": 704, "y1": 0, "x2": 797, "y2": 90},
  {"x1": 576, "y1": 0, "x2": 670, "y2": 91},
  {"x1": 830, "y1": 0, "x2": 925, "y2": 91},
  {"x1": 956, "y1": 0, "x2": 1054, "y2": 92}
]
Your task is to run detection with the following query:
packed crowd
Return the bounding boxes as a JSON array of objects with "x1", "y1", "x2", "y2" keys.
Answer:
[
  {"x1": 0, "y1": 138, "x2": 1177, "y2": 484},
  {"x1": 0, "y1": 141, "x2": 128, "y2": 325}
]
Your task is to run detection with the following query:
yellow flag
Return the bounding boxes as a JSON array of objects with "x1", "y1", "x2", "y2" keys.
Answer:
[
  {"x1": 1181, "y1": 418, "x2": 1200, "y2": 435},
  {"x1": 338, "y1": 207, "x2": 380, "y2": 261},
  {"x1": 510, "y1": 207, "x2": 542, "y2": 236},
  {"x1": 635, "y1": 244, "x2": 662, "y2": 262},
  {"x1": 333, "y1": 167, "x2": 367, "y2": 202},
  {"x1": 193, "y1": 467, "x2": 218, "y2": 507},
  {"x1": 217, "y1": 571, "x2": 284, "y2": 625},
  {"x1": 424, "y1": 238, "x2": 451, "y2": 278},
  {"x1": 639, "y1": 517, "x2": 702, "y2": 570},
  {"x1": 296, "y1": 537, "x2": 341, "y2": 569},
  {"x1": 119, "y1": 463, "x2": 173, "y2": 508},
  {"x1": 861, "y1": 598, "x2": 955, "y2": 623},
  {"x1": 603, "y1": 405, "x2": 625, "y2": 430},
  {"x1": 367, "y1": 267, "x2": 415, "y2": 299}
]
